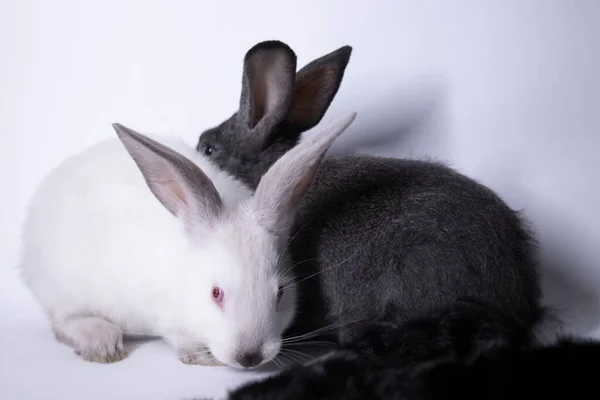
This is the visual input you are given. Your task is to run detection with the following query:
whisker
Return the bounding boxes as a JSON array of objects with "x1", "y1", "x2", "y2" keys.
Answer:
[
  {"x1": 276, "y1": 352, "x2": 297, "y2": 367},
  {"x1": 270, "y1": 356, "x2": 284, "y2": 369},
  {"x1": 282, "y1": 348, "x2": 311, "y2": 361},
  {"x1": 282, "y1": 317, "x2": 368, "y2": 344},
  {"x1": 279, "y1": 350, "x2": 307, "y2": 365},
  {"x1": 282, "y1": 328, "x2": 338, "y2": 343},
  {"x1": 276, "y1": 219, "x2": 314, "y2": 273},
  {"x1": 280, "y1": 282, "x2": 297, "y2": 292},
  {"x1": 282, "y1": 322, "x2": 346, "y2": 342},
  {"x1": 279, "y1": 281, "x2": 298, "y2": 292},
  {"x1": 290, "y1": 251, "x2": 357, "y2": 287},
  {"x1": 279, "y1": 258, "x2": 319, "y2": 287},
  {"x1": 279, "y1": 271, "x2": 300, "y2": 286},
  {"x1": 284, "y1": 340, "x2": 336, "y2": 348}
]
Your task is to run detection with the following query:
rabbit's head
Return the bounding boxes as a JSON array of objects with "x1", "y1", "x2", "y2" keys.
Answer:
[
  {"x1": 197, "y1": 40, "x2": 352, "y2": 188},
  {"x1": 112, "y1": 113, "x2": 356, "y2": 369}
]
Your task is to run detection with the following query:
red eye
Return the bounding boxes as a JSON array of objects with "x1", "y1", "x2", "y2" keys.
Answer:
[
  {"x1": 212, "y1": 286, "x2": 224, "y2": 306},
  {"x1": 277, "y1": 286, "x2": 284, "y2": 304}
]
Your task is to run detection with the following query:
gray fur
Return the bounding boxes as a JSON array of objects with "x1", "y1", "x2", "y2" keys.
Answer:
[{"x1": 196, "y1": 41, "x2": 543, "y2": 350}]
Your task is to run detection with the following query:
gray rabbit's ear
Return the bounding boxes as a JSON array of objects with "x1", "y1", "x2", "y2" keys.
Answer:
[
  {"x1": 112, "y1": 123, "x2": 223, "y2": 230},
  {"x1": 284, "y1": 45, "x2": 352, "y2": 132},
  {"x1": 239, "y1": 40, "x2": 297, "y2": 145},
  {"x1": 252, "y1": 113, "x2": 357, "y2": 236}
]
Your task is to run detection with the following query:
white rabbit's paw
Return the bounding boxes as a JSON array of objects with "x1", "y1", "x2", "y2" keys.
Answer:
[
  {"x1": 177, "y1": 344, "x2": 225, "y2": 366},
  {"x1": 77, "y1": 340, "x2": 127, "y2": 364},
  {"x1": 55, "y1": 316, "x2": 128, "y2": 364}
]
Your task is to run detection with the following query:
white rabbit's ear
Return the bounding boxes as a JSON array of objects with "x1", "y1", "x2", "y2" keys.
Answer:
[
  {"x1": 252, "y1": 113, "x2": 357, "y2": 235},
  {"x1": 112, "y1": 123, "x2": 223, "y2": 228}
]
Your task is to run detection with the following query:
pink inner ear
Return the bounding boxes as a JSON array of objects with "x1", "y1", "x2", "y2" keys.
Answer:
[{"x1": 168, "y1": 181, "x2": 187, "y2": 205}]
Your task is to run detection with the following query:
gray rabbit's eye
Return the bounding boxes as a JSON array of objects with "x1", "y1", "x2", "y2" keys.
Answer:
[{"x1": 203, "y1": 145, "x2": 214, "y2": 156}]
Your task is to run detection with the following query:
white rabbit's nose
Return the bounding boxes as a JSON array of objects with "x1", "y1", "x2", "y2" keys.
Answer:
[{"x1": 236, "y1": 351, "x2": 263, "y2": 368}]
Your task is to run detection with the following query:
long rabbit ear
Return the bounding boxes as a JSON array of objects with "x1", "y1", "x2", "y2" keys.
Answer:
[
  {"x1": 239, "y1": 40, "x2": 297, "y2": 147},
  {"x1": 252, "y1": 113, "x2": 357, "y2": 235},
  {"x1": 112, "y1": 123, "x2": 223, "y2": 230},
  {"x1": 284, "y1": 45, "x2": 352, "y2": 132}
]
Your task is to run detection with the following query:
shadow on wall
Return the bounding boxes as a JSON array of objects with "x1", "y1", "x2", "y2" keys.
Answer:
[
  {"x1": 536, "y1": 207, "x2": 600, "y2": 339},
  {"x1": 325, "y1": 76, "x2": 450, "y2": 161},
  {"x1": 541, "y1": 258, "x2": 600, "y2": 339}
]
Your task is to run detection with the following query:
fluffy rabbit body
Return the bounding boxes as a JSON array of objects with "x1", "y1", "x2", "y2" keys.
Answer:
[
  {"x1": 196, "y1": 41, "x2": 545, "y2": 357},
  {"x1": 19, "y1": 114, "x2": 356, "y2": 368},
  {"x1": 228, "y1": 301, "x2": 594, "y2": 400}
]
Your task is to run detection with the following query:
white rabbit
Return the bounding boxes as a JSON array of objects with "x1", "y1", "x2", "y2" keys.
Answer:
[{"x1": 18, "y1": 113, "x2": 357, "y2": 369}]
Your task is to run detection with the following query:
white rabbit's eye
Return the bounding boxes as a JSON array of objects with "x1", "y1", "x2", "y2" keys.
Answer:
[
  {"x1": 212, "y1": 286, "x2": 224, "y2": 307},
  {"x1": 203, "y1": 145, "x2": 214, "y2": 156},
  {"x1": 276, "y1": 286, "x2": 284, "y2": 304}
]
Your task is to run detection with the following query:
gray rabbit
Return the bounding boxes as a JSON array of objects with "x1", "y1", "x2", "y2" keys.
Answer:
[{"x1": 196, "y1": 40, "x2": 546, "y2": 362}]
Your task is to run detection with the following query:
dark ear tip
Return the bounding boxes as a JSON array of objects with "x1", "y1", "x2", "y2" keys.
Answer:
[
  {"x1": 340, "y1": 45, "x2": 353, "y2": 53},
  {"x1": 244, "y1": 40, "x2": 297, "y2": 61},
  {"x1": 335, "y1": 45, "x2": 353, "y2": 63}
]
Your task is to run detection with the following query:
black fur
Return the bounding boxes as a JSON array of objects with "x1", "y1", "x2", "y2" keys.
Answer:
[
  {"x1": 343, "y1": 299, "x2": 536, "y2": 366},
  {"x1": 228, "y1": 340, "x2": 599, "y2": 400},
  {"x1": 196, "y1": 40, "x2": 545, "y2": 377},
  {"x1": 227, "y1": 303, "x2": 596, "y2": 400}
]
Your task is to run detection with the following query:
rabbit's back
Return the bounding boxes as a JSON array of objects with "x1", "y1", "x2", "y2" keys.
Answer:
[
  {"x1": 289, "y1": 156, "x2": 540, "y2": 342},
  {"x1": 20, "y1": 140, "x2": 181, "y2": 321}
]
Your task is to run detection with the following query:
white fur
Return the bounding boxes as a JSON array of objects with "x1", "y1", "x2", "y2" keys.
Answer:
[
  {"x1": 19, "y1": 134, "x2": 294, "y2": 367},
  {"x1": 19, "y1": 113, "x2": 356, "y2": 369}
]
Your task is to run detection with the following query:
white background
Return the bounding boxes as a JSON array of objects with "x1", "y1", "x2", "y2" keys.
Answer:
[{"x1": 1, "y1": 1, "x2": 599, "y2": 399}]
